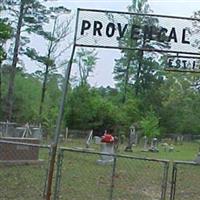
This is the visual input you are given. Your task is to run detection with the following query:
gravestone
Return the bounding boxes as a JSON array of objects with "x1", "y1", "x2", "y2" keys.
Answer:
[
  {"x1": 86, "y1": 130, "x2": 93, "y2": 148},
  {"x1": 162, "y1": 143, "x2": 175, "y2": 152},
  {"x1": 97, "y1": 143, "x2": 114, "y2": 165},
  {"x1": 125, "y1": 125, "x2": 136, "y2": 152},
  {"x1": 194, "y1": 152, "x2": 200, "y2": 164},
  {"x1": 149, "y1": 137, "x2": 159, "y2": 152},
  {"x1": 143, "y1": 136, "x2": 148, "y2": 151},
  {"x1": 0, "y1": 137, "x2": 40, "y2": 162},
  {"x1": 163, "y1": 143, "x2": 169, "y2": 152},
  {"x1": 32, "y1": 128, "x2": 42, "y2": 139},
  {"x1": 94, "y1": 136, "x2": 101, "y2": 144}
]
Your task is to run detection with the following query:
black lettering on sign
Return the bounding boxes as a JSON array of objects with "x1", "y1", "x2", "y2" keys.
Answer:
[
  {"x1": 193, "y1": 61, "x2": 196, "y2": 69},
  {"x1": 175, "y1": 59, "x2": 181, "y2": 68},
  {"x1": 168, "y1": 59, "x2": 173, "y2": 68},
  {"x1": 106, "y1": 23, "x2": 115, "y2": 37},
  {"x1": 168, "y1": 27, "x2": 177, "y2": 43},
  {"x1": 93, "y1": 21, "x2": 103, "y2": 36},
  {"x1": 182, "y1": 29, "x2": 190, "y2": 44},
  {"x1": 117, "y1": 23, "x2": 128, "y2": 38},
  {"x1": 182, "y1": 60, "x2": 187, "y2": 69},
  {"x1": 81, "y1": 20, "x2": 91, "y2": 35}
]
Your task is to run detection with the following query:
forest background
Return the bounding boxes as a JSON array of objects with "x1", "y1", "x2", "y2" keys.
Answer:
[{"x1": 1, "y1": 0, "x2": 200, "y2": 139}]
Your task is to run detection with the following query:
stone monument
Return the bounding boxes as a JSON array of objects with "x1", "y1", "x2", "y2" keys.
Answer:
[
  {"x1": 149, "y1": 137, "x2": 159, "y2": 152},
  {"x1": 142, "y1": 136, "x2": 148, "y2": 152},
  {"x1": 97, "y1": 133, "x2": 115, "y2": 165},
  {"x1": 125, "y1": 125, "x2": 137, "y2": 152}
]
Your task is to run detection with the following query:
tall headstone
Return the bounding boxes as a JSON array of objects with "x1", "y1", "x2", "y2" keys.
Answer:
[
  {"x1": 86, "y1": 130, "x2": 93, "y2": 148},
  {"x1": 125, "y1": 125, "x2": 136, "y2": 152},
  {"x1": 195, "y1": 153, "x2": 200, "y2": 163},
  {"x1": 97, "y1": 134, "x2": 115, "y2": 165},
  {"x1": 97, "y1": 143, "x2": 114, "y2": 165},
  {"x1": 149, "y1": 137, "x2": 159, "y2": 152},
  {"x1": 143, "y1": 136, "x2": 148, "y2": 151}
]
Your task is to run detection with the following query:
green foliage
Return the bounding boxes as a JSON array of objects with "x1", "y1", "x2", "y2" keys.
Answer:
[
  {"x1": 159, "y1": 73, "x2": 200, "y2": 134},
  {"x1": 119, "y1": 98, "x2": 140, "y2": 127},
  {"x1": 75, "y1": 48, "x2": 98, "y2": 85},
  {"x1": 2, "y1": 0, "x2": 200, "y2": 140},
  {"x1": 0, "y1": 19, "x2": 12, "y2": 62},
  {"x1": 0, "y1": 20, "x2": 12, "y2": 40},
  {"x1": 9, "y1": 71, "x2": 41, "y2": 122},
  {"x1": 114, "y1": 0, "x2": 168, "y2": 102},
  {"x1": 65, "y1": 85, "x2": 119, "y2": 130},
  {"x1": 140, "y1": 109, "x2": 160, "y2": 139}
]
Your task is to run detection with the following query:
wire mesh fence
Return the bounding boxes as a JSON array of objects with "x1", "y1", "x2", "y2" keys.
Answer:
[
  {"x1": 170, "y1": 161, "x2": 200, "y2": 200},
  {"x1": 54, "y1": 147, "x2": 169, "y2": 200},
  {"x1": 0, "y1": 140, "x2": 51, "y2": 200},
  {"x1": 1, "y1": 139, "x2": 200, "y2": 200}
]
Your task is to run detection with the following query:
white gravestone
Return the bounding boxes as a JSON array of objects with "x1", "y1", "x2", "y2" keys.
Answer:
[
  {"x1": 97, "y1": 143, "x2": 114, "y2": 165},
  {"x1": 149, "y1": 137, "x2": 159, "y2": 152}
]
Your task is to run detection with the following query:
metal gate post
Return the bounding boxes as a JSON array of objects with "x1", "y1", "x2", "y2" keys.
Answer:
[
  {"x1": 170, "y1": 163, "x2": 178, "y2": 200},
  {"x1": 44, "y1": 7, "x2": 79, "y2": 200},
  {"x1": 109, "y1": 155, "x2": 117, "y2": 200},
  {"x1": 53, "y1": 149, "x2": 64, "y2": 200},
  {"x1": 161, "y1": 161, "x2": 169, "y2": 200},
  {"x1": 43, "y1": 147, "x2": 53, "y2": 198}
]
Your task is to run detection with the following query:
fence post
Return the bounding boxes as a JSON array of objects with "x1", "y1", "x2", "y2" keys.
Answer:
[
  {"x1": 109, "y1": 155, "x2": 117, "y2": 200},
  {"x1": 53, "y1": 149, "x2": 64, "y2": 200},
  {"x1": 170, "y1": 163, "x2": 178, "y2": 200},
  {"x1": 161, "y1": 161, "x2": 169, "y2": 200},
  {"x1": 43, "y1": 147, "x2": 53, "y2": 198}
]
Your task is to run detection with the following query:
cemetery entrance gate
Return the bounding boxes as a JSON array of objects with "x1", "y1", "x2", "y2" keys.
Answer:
[{"x1": 46, "y1": 8, "x2": 200, "y2": 200}]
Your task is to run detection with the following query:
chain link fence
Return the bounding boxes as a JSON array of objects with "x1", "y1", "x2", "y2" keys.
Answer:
[
  {"x1": 1, "y1": 140, "x2": 200, "y2": 200},
  {"x1": 0, "y1": 140, "x2": 51, "y2": 200},
  {"x1": 54, "y1": 147, "x2": 169, "y2": 200},
  {"x1": 170, "y1": 161, "x2": 200, "y2": 200}
]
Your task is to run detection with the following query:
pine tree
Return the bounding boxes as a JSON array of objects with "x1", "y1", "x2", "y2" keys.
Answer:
[
  {"x1": 114, "y1": 0, "x2": 169, "y2": 103},
  {"x1": 3, "y1": 0, "x2": 50, "y2": 120}
]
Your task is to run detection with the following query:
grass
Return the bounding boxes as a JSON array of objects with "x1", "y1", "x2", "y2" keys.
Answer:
[
  {"x1": 0, "y1": 139, "x2": 200, "y2": 200},
  {"x1": 0, "y1": 148, "x2": 50, "y2": 200},
  {"x1": 57, "y1": 139, "x2": 200, "y2": 200},
  {"x1": 61, "y1": 138, "x2": 200, "y2": 161}
]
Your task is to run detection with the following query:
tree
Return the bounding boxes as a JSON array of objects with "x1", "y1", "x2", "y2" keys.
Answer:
[
  {"x1": 159, "y1": 73, "x2": 200, "y2": 134},
  {"x1": 38, "y1": 73, "x2": 62, "y2": 138},
  {"x1": 0, "y1": 8, "x2": 12, "y2": 116},
  {"x1": 75, "y1": 48, "x2": 98, "y2": 86},
  {"x1": 65, "y1": 85, "x2": 119, "y2": 131},
  {"x1": 25, "y1": 8, "x2": 71, "y2": 118},
  {"x1": 114, "y1": 0, "x2": 169, "y2": 103},
  {"x1": 140, "y1": 109, "x2": 160, "y2": 139},
  {"x1": 3, "y1": 0, "x2": 51, "y2": 120},
  {"x1": 1, "y1": 66, "x2": 42, "y2": 122},
  {"x1": 0, "y1": 20, "x2": 12, "y2": 62}
]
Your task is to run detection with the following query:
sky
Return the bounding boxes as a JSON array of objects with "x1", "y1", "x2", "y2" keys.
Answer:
[{"x1": 28, "y1": 0, "x2": 200, "y2": 87}]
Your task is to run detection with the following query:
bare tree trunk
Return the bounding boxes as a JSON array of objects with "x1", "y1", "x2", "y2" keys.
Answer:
[
  {"x1": 123, "y1": 57, "x2": 131, "y2": 103},
  {"x1": 135, "y1": 51, "x2": 143, "y2": 96},
  {"x1": 39, "y1": 64, "x2": 49, "y2": 116},
  {"x1": 39, "y1": 18, "x2": 57, "y2": 118},
  {"x1": 6, "y1": 2, "x2": 24, "y2": 121}
]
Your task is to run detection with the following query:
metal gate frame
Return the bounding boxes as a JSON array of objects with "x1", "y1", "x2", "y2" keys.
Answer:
[
  {"x1": 170, "y1": 160, "x2": 200, "y2": 200},
  {"x1": 45, "y1": 8, "x2": 200, "y2": 199},
  {"x1": 53, "y1": 147, "x2": 169, "y2": 200}
]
